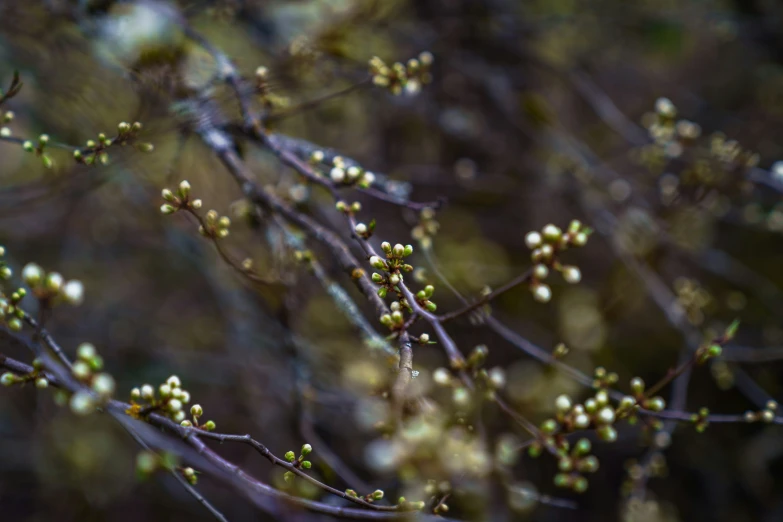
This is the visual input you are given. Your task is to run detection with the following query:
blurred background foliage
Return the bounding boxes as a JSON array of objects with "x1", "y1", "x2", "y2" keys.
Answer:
[{"x1": 1, "y1": 0, "x2": 783, "y2": 521}]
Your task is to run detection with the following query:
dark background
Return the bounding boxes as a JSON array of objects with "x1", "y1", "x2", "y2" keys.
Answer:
[{"x1": 2, "y1": 1, "x2": 783, "y2": 521}]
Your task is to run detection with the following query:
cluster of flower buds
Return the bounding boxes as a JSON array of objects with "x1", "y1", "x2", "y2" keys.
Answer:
[
  {"x1": 744, "y1": 400, "x2": 778, "y2": 424},
  {"x1": 283, "y1": 443, "x2": 314, "y2": 483},
  {"x1": 524, "y1": 220, "x2": 590, "y2": 303},
  {"x1": 21, "y1": 134, "x2": 54, "y2": 169},
  {"x1": 369, "y1": 52, "x2": 433, "y2": 96},
  {"x1": 73, "y1": 121, "x2": 153, "y2": 166},
  {"x1": 371, "y1": 242, "x2": 415, "y2": 301},
  {"x1": 129, "y1": 375, "x2": 213, "y2": 429},
  {"x1": 335, "y1": 199, "x2": 363, "y2": 216},
  {"x1": 379, "y1": 302, "x2": 407, "y2": 331},
  {"x1": 411, "y1": 207, "x2": 439, "y2": 249},
  {"x1": 22, "y1": 262, "x2": 84, "y2": 306},
  {"x1": 160, "y1": 180, "x2": 203, "y2": 215},
  {"x1": 613, "y1": 377, "x2": 667, "y2": 424},
  {"x1": 689, "y1": 407, "x2": 711, "y2": 432},
  {"x1": 1, "y1": 357, "x2": 49, "y2": 389},
  {"x1": 644, "y1": 98, "x2": 702, "y2": 155},
  {"x1": 0, "y1": 109, "x2": 13, "y2": 138},
  {"x1": 312, "y1": 152, "x2": 376, "y2": 189},
  {"x1": 199, "y1": 210, "x2": 232, "y2": 239},
  {"x1": 68, "y1": 343, "x2": 116, "y2": 415},
  {"x1": 592, "y1": 366, "x2": 619, "y2": 389},
  {"x1": 0, "y1": 288, "x2": 25, "y2": 332},
  {"x1": 551, "y1": 437, "x2": 600, "y2": 493}
]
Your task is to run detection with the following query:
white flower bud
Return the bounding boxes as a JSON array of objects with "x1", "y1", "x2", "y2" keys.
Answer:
[
  {"x1": 70, "y1": 391, "x2": 95, "y2": 415},
  {"x1": 355, "y1": 223, "x2": 367, "y2": 235},
  {"x1": 191, "y1": 404, "x2": 203, "y2": 417},
  {"x1": 432, "y1": 368, "x2": 451, "y2": 386},
  {"x1": 141, "y1": 384, "x2": 154, "y2": 400},
  {"x1": 330, "y1": 167, "x2": 345, "y2": 183},
  {"x1": 77, "y1": 343, "x2": 96, "y2": 361},
  {"x1": 655, "y1": 97, "x2": 676, "y2": 118},
  {"x1": 92, "y1": 373, "x2": 115, "y2": 397},
  {"x1": 533, "y1": 264, "x2": 548, "y2": 280},
  {"x1": 542, "y1": 224, "x2": 561, "y2": 241},
  {"x1": 525, "y1": 231, "x2": 542, "y2": 249},
  {"x1": 45, "y1": 272, "x2": 64, "y2": 292},
  {"x1": 574, "y1": 413, "x2": 590, "y2": 428},
  {"x1": 22, "y1": 263, "x2": 44, "y2": 287},
  {"x1": 597, "y1": 406, "x2": 616, "y2": 425},
  {"x1": 488, "y1": 367, "x2": 506, "y2": 389},
  {"x1": 562, "y1": 266, "x2": 581, "y2": 284},
  {"x1": 72, "y1": 361, "x2": 91, "y2": 380},
  {"x1": 166, "y1": 375, "x2": 181, "y2": 388},
  {"x1": 533, "y1": 284, "x2": 551, "y2": 303},
  {"x1": 61, "y1": 280, "x2": 85, "y2": 305},
  {"x1": 555, "y1": 394, "x2": 572, "y2": 412},
  {"x1": 168, "y1": 399, "x2": 183, "y2": 412}
]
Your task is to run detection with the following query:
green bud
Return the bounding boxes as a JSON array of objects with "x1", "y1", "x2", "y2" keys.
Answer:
[
  {"x1": 596, "y1": 425, "x2": 617, "y2": 442},
  {"x1": 1, "y1": 372, "x2": 17, "y2": 386},
  {"x1": 541, "y1": 419, "x2": 558, "y2": 434},
  {"x1": 285, "y1": 451, "x2": 296, "y2": 462},
  {"x1": 579, "y1": 456, "x2": 599, "y2": 473},
  {"x1": 204, "y1": 420, "x2": 216, "y2": 431},
  {"x1": 301, "y1": 444, "x2": 312, "y2": 456},
  {"x1": 301, "y1": 460, "x2": 311, "y2": 469},
  {"x1": 403, "y1": 244, "x2": 414, "y2": 256},
  {"x1": 573, "y1": 438, "x2": 591, "y2": 456}
]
